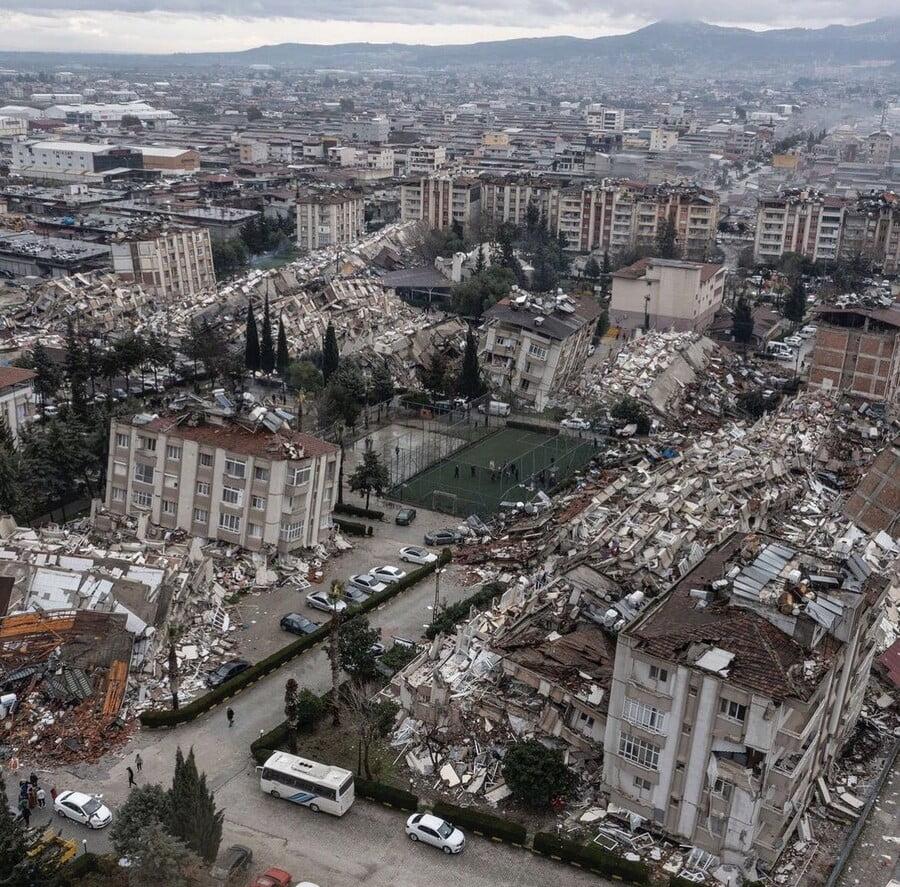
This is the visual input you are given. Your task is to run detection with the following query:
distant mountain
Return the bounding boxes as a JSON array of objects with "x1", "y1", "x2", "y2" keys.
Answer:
[{"x1": 0, "y1": 17, "x2": 898, "y2": 72}]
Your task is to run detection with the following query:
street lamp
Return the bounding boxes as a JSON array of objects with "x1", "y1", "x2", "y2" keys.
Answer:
[{"x1": 643, "y1": 280, "x2": 652, "y2": 333}]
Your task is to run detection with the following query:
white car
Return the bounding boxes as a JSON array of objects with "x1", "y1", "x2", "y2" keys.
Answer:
[
  {"x1": 370, "y1": 565, "x2": 407, "y2": 585},
  {"x1": 784, "y1": 336, "x2": 803, "y2": 348},
  {"x1": 306, "y1": 590, "x2": 348, "y2": 614},
  {"x1": 399, "y1": 546, "x2": 438, "y2": 566},
  {"x1": 560, "y1": 417, "x2": 591, "y2": 430},
  {"x1": 800, "y1": 325, "x2": 818, "y2": 338},
  {"x1": 348, "y1": 574, "x2": 389, "y2": 595},
  {"x1": 54, "y1": 791, "x2": 112, "y2": 829},
  {"x1": 406, "y1": 813, "x2": 465, "y2": 854}
]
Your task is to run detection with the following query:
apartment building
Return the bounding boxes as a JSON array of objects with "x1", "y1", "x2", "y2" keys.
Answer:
[
  {"x1": 295, "y1": 190, "x2": 364, "y2": 252},
  {"x1": 0, "y1": 116, "x2": 27, "y2": 138},
  {"x1": 0, "y1": 367, "x2": 36, "y2": 445},
  {"x1": 808, "y1": 305, "x2": 900, "y2": 406},
  {"x1": 110, "y1": 227, "x2": 216, "y2": 300},
  {"x1": 405, "y1": 144, "x2": 447, "y2": 174},
  {"x1": 586, "y1": 105, "x2": 625, "y2": 133},
  {"x1": 865, "y1": 130, "x2": 892, "y2": 166},
  {"x1": 399, "y1": 175, "x2": 482, "y2": 233},
  {"x1": 105, "y1": 407, "x2": 340, "y2": 553},
  {"x1": 753, "y1": 190, "x2": 900, "y2": 273},
  {"x1": 603, "y1": 532, "x2": 891, "y2": 871},
  {"x1": 480, "y1": 292, "x2": 599, "y2": 410},
  {"x1": 610, "y1": 258, "x2": 726, "y2": 333}
]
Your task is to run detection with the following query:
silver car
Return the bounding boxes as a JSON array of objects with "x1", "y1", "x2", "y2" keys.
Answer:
[
  {"x1": 348, "y1": 573, "x2": 389, "y2": 595},
  {"x1": 306, "y1": 590, "x2": 348, "y2": 614}
]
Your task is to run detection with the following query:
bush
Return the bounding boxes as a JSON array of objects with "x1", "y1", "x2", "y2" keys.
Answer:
[
  {"x1": 502, "y1": 740, "x2": 576, "y2": 809},
  {"x1": 533, "y1": 833, "x2": 649, "y2": 884},
  {"x1": 506, "y1": 419, "x2": 552, "y2": 434},
  {"x1": 57, "y1": 853, "x2": 101, "y2": 883},
  {"x1": 356, "y1": 779, "x2": 419, "y2": 811},
  {"x1": 141, "y1": 549, "x2": 452, "y2": 728},
  {"x1": 425, "y1": 582, "x2": 502, "y2": 640},
  {"x1": 379, "y1": 643, "x2": 418, "y2": 674},
  {"x1": 251, "y1": 721, "x2": 288, "y2": 764},
  {"x1": 334, "y1": 517, "x2": 371, "y2": 536},
  {"x1": 431, "y1": 802, "x2": 526, "y2": 844},
  {"x1": 334, "y1": 502, "x2": 384, "y2": 521}
]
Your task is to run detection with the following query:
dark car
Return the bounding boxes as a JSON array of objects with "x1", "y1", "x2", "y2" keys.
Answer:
[
  {"x1": 279, "y1": 613, "x2": 320, "y2": 636},
  {"x1": 205, "y1": 659, "x2": 251, "y2": 688},
  {"x1": 395, "y1": 507, "x2": 417, "y2": 526},
  {"x1": 211, "y1": 844, "x2": 253, "y2": 884},
  {"x1": 424, "y1": 529, "x2": 462, "y2": 546}
]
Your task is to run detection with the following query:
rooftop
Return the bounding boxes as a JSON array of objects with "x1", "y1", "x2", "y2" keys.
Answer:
[
  {"x1": 0, "y1": 366, "x2": 36, "y2": 390},
  {"x1": 484, "y1": 292, "x2": 600, "y2": 341}
]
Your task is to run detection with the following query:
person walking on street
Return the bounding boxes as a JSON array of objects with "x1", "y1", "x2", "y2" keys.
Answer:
[
  {"x1": 135, "y1": 753, "x2": 143, "y2": 773},
  {"x1": 27, "y1": 785, "x2": 36, "y2": 809},
  {"x1": 127, "y1": 766, "x2": 135, "y2": 788},
  {"x1": 28, "y1": 771, "x2": 37, "y2": 788},
  {"x1": 19, "y1": 803, "x2": 30, "y2": 828},
  {"x1": 36, "y1": 787, "x2": 45, "y2": 809},
  {"x1": 50, "y1": 786, "x2": 58, "y2": 803},
  {"x1": 226, "y1": 707, "x2": 235, "y2": 728}
]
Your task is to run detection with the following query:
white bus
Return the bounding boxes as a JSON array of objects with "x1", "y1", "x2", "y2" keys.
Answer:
[{"x1": 258, "y1": 752, "x2": 355, "y2": 816}]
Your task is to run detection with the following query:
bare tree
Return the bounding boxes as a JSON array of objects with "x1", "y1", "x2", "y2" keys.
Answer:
[
  {"x1": 328, "y1": 580, "x2": 344, "y2": 727},
  {"x1": 167, "y1": 625, "x2": 182, "y2": 711},
  {"x1": 344, "y1": 680, "x2": 398, "y2": 779}
]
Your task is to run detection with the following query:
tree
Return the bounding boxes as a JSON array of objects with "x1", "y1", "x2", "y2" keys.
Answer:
[
  {"x1": 319, "y1": 363, "x2": 366, "y2": 429},
  {"x1": 370, "y1": 358, "x2": 394, "y2": 404},
  {"x1": 244, "y1": 301, "x2": 260, "y2": 372},
  {"x1": 246, "y1": 105, "x2": 263, "y2": 121},
  {"x1": 344, "y1": 681, "x2": 398, "y2": 779},
  {"x1": 502, "y1": 739, "x2": 576, "y2": 809},
  {"x1": 418, "y1": 351, "x2": 447, "y2": 395},
  {"x1": 322, "y1": 322, "x2": 340, "y2": 382},
  {"x1": 451, "y1": 265, "x2": 514, "y2": 317},
  {"x1": 348, "y1": 450, "x2": 390, "y2": 511},
  {"x1": 168, "y1": 747, "x2": 223, "y2": 864},
  {"x1": 456, "y1": 328, "x2": 486, "y2": 399},
  {"x1": 167, "y1": 626, "x2": 181, "y2": 711},
  {"x1": 260, "y1": 293, "x2": 275, "y2": 374},
  {"x1": 783, "y1": 277, "x2": 807, "y2": 324},
  {"x1": 732, "y1": 295, "x2": 754, "y2": 345},
  {"x1": 31, "y1": 342, "x2": 59, "y2": 408},
  {"x1": 276, "y1": 314, "x2": 290, "y2": 376},
  {"x1": 130, "y1": 822, "x2": 205, "y2": 887},
  {"x1": 611, "y1": 395, "x2": 651, "y2": 435},
  {"x1": 110, "y1": 784, "x2": 173, "y2": 860},
  {"x1": 334, "y1": 616, "x2": 381, "y2": 683},
  {"x1": 120, "y1": 113, "x2": 141, "y2": 128},
  {"x1": 596, "y1": 307, "x2": 610, "y2": 339},
  {"x1": 656, "y1": 218, "x2": 679, "y2": 259},
  {"x1": 0, "y1": 779, "x2": 45, "y2": 885},
  {"x1": 64, "y1": 319, "x2": 89, "y2": 418},
  {"x1": 284, "y1": 679, "x2": 324, "y2": 751},
  {"x1": 583, "y1": 256, "x2": 600, "y2": 281},
  {"x1": 0, "y1": 419, "x2": 21, "y2": 519},
  {"x1": 211, "y1": 238, "x2": 248, "y2": 280},
  {"x1": 286, "y1": 360, "x2": 323, "y2": 395},
  {"x1": 327, "y1": 581, "x2": 344, "y2": 727}
]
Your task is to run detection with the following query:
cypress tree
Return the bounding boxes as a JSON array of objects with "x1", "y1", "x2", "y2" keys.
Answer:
[
  {"x1": 168, "y1": 747, "x2": 223, "y2": 865},
  {"x1": 322, "y1": 322, "x2": 340, "y2": 383},
  {"x1": 457, "y1": 328, "x2": 486, "y2": 399},
  {"x1": 260, "y1": 294, "x2": 275, "y2": 374},
  {"x1": 276, "y1": 314, "x2": 290, "y2": 376},
  {"x1": 245, "y1": 301, "x2": 261, "y2": 372}
]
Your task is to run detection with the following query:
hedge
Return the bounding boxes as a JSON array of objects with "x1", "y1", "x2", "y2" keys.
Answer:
[
  {"x1": 251, "y1": 720, "x2": 290, "y2": 764},
  {"x1": 57, "y1": 853, "x2": 101, "y2": 883},
  {"x1": 140, "y1": 548, "x2": 451, "y2": 728},
  {"x1": 533, "y1": 832, "x2": 650, "y2": 884},
  {"x1": 334, "y1": 517, "x2": 373, "y2": 536},
  {"x1": 334, "y1": 502, "x2": 384, "y2": 521},
  {"x1": 426, "y1": 582, "x2": 502, "y2": 640},
  {"x1": 431, "y1": 801, "x2": 526, "y2": 845},
  {"x1": 356, "y1": 778, "x2": 419, "y2": 811}
]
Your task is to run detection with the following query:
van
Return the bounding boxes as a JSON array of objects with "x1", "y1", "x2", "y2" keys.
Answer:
[{"x1": 477, "y1": 400, "x2": 511, "y2": 417}]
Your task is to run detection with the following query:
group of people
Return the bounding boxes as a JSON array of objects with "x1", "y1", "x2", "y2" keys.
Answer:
[{"x1": 16, "y1": 771, "x2": 52, "y2": 828}]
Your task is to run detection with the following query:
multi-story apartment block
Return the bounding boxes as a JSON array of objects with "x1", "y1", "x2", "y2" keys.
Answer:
[
  {"x1": 610, "y1": 258, "x2": 726, "y2": 333},
  {"x1": 0, "y1": 115, "x2": 27, "y2": 138},
  {"x1": 295, "y1": 190, "x2": 364, "y2": 252},
  {"x1": 0, "y1": 367, "x2": 36, "y2": 445},
  {"x1": 405, "y1": 144, "x2": 447, "y2": 175},
  {"x1": 110, "y1": 227, "x2": 216, "y2": 300},
  {"x1": 399, "y1": 175, "x2": 482, "y2": 233},
  {"x1": 753, "y1": 190, "x2": 900, "y2": 273},
  {"x1": 586, "y1": 105, "x2": 625, "y2": 133},
  {"x1": 865, "y1": 130, "x2": 892, "y2": 165},
  {"x1": 480, "y1": 292, "x2": 599, "y2": 410},
  {"x1": 105, "y1": 407, "x2": 340, "y2": 553},
  {"x1": 603, "y1": 532, "x2": 891, "y2": 871}
]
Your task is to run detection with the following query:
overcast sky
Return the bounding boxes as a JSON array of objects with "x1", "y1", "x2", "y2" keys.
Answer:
[{"x1": 0, "y1": 1, "x2": 895, "y2": 53}]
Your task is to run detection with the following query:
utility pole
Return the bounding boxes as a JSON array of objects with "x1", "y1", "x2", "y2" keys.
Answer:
[{"x1": 432, "y1": 567, "x2": 444, "y2": 626}]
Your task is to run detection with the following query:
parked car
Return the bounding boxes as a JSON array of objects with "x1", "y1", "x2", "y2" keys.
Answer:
[
  {"x1": 369, "y1": 641, "x2": 386, "y2": 657},
  {"x1": 784, "y1": 335, "x2": 803, "y2": 348},
  {"x1": 424, "y1": 529, "x2": 462, "y2": 546},
  {"x1": 343, "y1": 585, "x2": 370, "y2": 605},
  {"x1": 476, "y1": 400, "x2": 511, "y2": 417},
  {"x1": 210, "y1": 845, "x2": 253, "y2": 885},
  {"x1": 306, "y1": 590, "x2": 348, "y2": 614},
  {"x1": 405, "y1": 813, "x2": 465, "y2": 854},
  {"x1": 399, "y1": 546, "x2": 438, "y2": 565},
  {"x1": 800, "y1": 325, "x2": 818, "y2": 338},
  {"x1": 251, "y1": 867, "x2": 292, "y2": 887},
  {"x1": 205, "y1": 659, "x2": 251, "y2": 688},
  {"x1": 560, "y1": 416, "x2": 591, "y2": 430},
  {"x1": 54, "y1": 791, "x2": 112, "y2": 829},
  {"x1": 395, "y1": 507, "x2": 417, "y2": 526},
  {"x1": 370, "y1": 565, "x2": 407, "y2": 585},
  {"x1": 348, "y1": 573, "x2": 389, "y2": 595},
  {"x1": 279, "y1": 613, "x2": 320, "y2": 636},
  {"x1": 112, "y1": 387, "x2": 128, "y2": 401}
]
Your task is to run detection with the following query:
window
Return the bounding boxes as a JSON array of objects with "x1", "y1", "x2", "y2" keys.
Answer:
[
  {"x1": 131, "y1": 490, "x2": 152, "y2": 509},
  {"x1": 224, "y1": 457, "x2": 245, "y2": 479},
  {"x1": 649, "y1": 665, "x2": 669, "y2": 683},
  {"x1": 165, "y1": 444, "x2": 181, "y2": 461},
  {"x1": 528, "y1": 343, "x2": 548, "y2": 360},
  {"x1": 199, "y1": 452, "x2": 213, "y2": 468},
  {"x1": 222, "y1": 487, "x2": 243, "y2": 506},
  {"x1": 196, "y1": 481, "x2": 210, "y2": 496},
  {"x1": 218, "y1": 512, "x2": 241, "y2": 533},
  {"x1": 251, "y1": 495, "x2": 266, "y2": 510},
  {"x1": 111, "y1": 486, "x2": 126, "y2": 502},
  {"x1": 133, "y1": 462, "x2": 154, "y2": 485},
  {"x1": 623, "y1": 698, "x2": 666, "y2": 733},
  {"x1": 289, "y1": 465, "x2": 311, "y2": 486},
  {"x1": 280, "y1": 519, "x2": 305, "y2": 542},
  {"x1": 577, "y1": 711, "x2": 596, "y2": 728},
  {"x1": 192, "y1": 507, "x2": 208, "y2": 524},
  {"x1": 139, "y1": 436, "x2": 156, "y2": 452},
  {"x1": 708, "y1": 815, "x2": 726, "y2": 837},
  {"x1": 711, "y1": 778, "x2": 733, "y2": 802},
  {"x1": 719, "y1": 698, "x2": 747, "y2": 723},
  {"x1": 161, "y1": 499, "x2": 176, "y2": 516},
  {"x1": 113, "y1": 460, "x2": 126, "y2": 475},
  {"x1": 618, "y1": 732, "x2": 660, "y2": 770},
  {"x1": 164, "y1": 473, "x2": 178, "y2": 489},
  {"x1": 254, "y1": 465, "x2": 270, "y2": 482},
  {"x1": 248, "y1": 522, "x2": 262, "y2": 538},
  {"x1": 634, "y1": 775, "x2": 653, "y2": 792},
  {"x1": 115, "y1": 432, "x2": 130, "y2": 448}
]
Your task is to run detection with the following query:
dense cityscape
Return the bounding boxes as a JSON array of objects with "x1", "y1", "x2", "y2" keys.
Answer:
[{"x1": 0, "y1": 11, "x2": 898, "y2": 887}]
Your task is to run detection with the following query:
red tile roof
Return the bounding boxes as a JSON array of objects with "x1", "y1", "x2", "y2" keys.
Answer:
[{"x1": 0, "y1": 367, "x2": 36, "y2": 391}]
